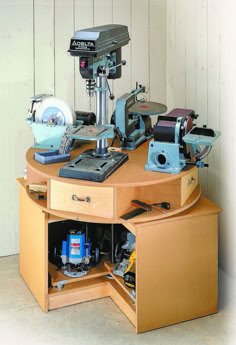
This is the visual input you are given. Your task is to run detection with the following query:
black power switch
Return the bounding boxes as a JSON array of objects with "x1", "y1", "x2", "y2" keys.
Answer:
[{"x1": 79, "y1": 57, "x2": 93, "y2": 79}]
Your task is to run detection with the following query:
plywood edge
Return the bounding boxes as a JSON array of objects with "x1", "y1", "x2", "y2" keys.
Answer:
[
  {"x1": 122, "y1": 222, "x2": 136, "y2": 235},
  {"x1": 108, "y1": 280, "x2": 136, "y2": 327},
  {"x1": 26, "y1": 147, "x2": 199, "y2": 188},
  {"x1": 49, "y1": 261, "x2": 109, "y2": 287},
  {"x1": 48, "y1": 284, "x2": 110, "y2": 310},
  {"x1": 16, "y1": 177, "x2": 26, "y2": 188}
]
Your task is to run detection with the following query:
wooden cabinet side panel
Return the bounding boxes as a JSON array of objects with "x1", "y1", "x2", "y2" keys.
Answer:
[
  {"x1": 19, "y1": 186, "x2": 48, "y2": 311},
  {"x1": 136, "y1": 214, "x2": 218, "y2": 333}
]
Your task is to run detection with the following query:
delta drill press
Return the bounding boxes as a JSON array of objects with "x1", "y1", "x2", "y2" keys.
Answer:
[{"x1": 59, "y1": 24, "x2": 130, "y2": 182}]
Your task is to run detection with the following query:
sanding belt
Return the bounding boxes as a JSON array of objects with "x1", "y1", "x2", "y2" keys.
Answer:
[{"x1": 154, "y1": 108, "x2": 193, "y2": 143}]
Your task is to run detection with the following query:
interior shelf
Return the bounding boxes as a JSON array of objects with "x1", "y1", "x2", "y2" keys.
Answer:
[
  {"x1": 49, "y1": 258, "x2": 110, "y2": 288},
  {"x1": 104, "y1": 261, "x2": 135, "y2": 302},
  {"x1": 48, "y1": 276, "x2": 108, "y2": 296}
]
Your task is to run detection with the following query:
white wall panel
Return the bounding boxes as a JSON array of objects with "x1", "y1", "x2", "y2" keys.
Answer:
[
  {"x1": 166, "y1": 0, "x2": 176, "y2": 110},
  {"x1": 74, "y1": 0, "x2": 94, "y2": 112},
  {"x1": 149, "y1": 0, "x2": 166, "y2": 124},
  {"x1": 207, "y1": 0, "x2": 220, "y2": 205},
  {"x1": 0, "y1": 0, "x2": 34, "y2": 256},
  {"x1": 166, "y1": 0, "x2": 236, "y2": 277},
  {"x1": 131, "y1": 0, "x2": 149, "y2": 98},
  {"x1": 54, "y1": 0, "x2": 74, "y2": 107},
  {"x1": 112, "y1": 0, "x2": 132, "y2": 101},
  {"x1": 196, "y1": 0, "x2": 208, "y2": 195},
  {"x1": 34, "y1": 0, "x2": 54, "y2": 94},
  {"x1": 174, "y1": 0, "x2": 186, "y2": 107},
  {"x1": 94, "y1": 0, "x2": 114, "y2": 117},
  {"x1": 218, "y1": 0, "x2": 236, "y2": 277},
  {"x1": 185, "y1": 0, "x2": 197, "y2": 110}
]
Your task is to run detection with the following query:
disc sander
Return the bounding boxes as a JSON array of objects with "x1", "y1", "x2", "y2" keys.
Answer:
[
  {"x1": 128, "y1": 101, "x2": 167, "y2": 116},
  {"x1": 35, "y1": 97, "x2": 76, "y2": 126}
]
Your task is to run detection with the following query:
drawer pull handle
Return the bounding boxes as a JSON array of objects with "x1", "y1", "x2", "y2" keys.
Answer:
[
  {"x1": 72, "y1": 195, "x2": 90, "y2": 203},
  {"x1": 188, "y1": 177, "x2": 195, "y2": 186}
]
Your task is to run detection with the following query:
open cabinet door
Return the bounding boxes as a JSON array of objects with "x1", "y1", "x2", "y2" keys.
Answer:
[{"x1": 136, "y1": 208, "x2": 218, "y2": 333}]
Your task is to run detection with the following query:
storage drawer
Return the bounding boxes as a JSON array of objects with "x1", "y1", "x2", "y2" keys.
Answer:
[
  {"x1": 50, "y1": 179, "x2": 114, "y2": 218},
  {"x1": 181, "y1": 167, "x2": 199, "y2": 206}
]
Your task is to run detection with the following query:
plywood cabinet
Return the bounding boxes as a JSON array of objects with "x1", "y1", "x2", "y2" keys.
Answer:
[
  {"x1": 17, "y1": 173, "x2": 220, "y2": 333},
  {"x1": 17, "y1": 143, "x2": 221, "y2": 333}
]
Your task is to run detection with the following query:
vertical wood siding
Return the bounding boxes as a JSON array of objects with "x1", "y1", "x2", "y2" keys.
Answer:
[
  {"x1": 166, "y1": 0, "x2": 236, "y2": 276},
  {"x1": 0, "y1": 1, "x2": 166, "y2": 256}
]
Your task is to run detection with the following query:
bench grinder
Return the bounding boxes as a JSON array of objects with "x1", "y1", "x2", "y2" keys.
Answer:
[{"x1": 59, "y1": 24, "x2": 130, "y2": 182}]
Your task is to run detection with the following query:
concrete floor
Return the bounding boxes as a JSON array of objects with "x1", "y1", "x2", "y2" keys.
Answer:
[{"x1": 0, "y1": 255, "x2": 235, "y2": 345}]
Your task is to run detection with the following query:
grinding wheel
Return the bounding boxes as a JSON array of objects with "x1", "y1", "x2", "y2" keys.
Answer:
[
  {"x1": 128, "y1": 101, "x2": 167, "y2": 116},
  {"x1": 35, "y1": 97, "x2": 76, "y2": 126}
]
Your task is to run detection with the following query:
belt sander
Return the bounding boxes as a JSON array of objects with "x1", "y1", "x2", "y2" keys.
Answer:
[{"x1": 145, "y1": 108, "x2": 221, "y2": 174}]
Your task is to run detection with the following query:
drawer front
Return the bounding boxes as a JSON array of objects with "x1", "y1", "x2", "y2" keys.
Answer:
[
  {"x1": 181, "y1": 167, "x2": 199, "y2": 206},
  {"x1": 50, "y1": 180, "x2": 114, "y2": 218}
]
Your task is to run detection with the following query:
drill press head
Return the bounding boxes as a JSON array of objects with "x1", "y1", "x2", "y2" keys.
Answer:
[{"x1": 69, "y1": 24, "x2": 130, "y2": 86}]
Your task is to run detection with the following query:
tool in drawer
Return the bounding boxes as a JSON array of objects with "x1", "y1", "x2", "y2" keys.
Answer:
[
  {"x1": 121, "y1": 200, "x2": 171, "y2": 220},
  {"x1": 29, "y1": 189, "x2": 47, "y2": 200}
]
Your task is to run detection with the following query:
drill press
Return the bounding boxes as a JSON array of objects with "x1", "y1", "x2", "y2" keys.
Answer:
[{"x1": 59, "y1": 24, "x2": 130, "y2": 182}]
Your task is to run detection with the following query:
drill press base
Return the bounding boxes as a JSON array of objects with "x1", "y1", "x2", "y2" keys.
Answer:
[{"x1": 59, "y1": 149, "x2": 128, "y2": 182}]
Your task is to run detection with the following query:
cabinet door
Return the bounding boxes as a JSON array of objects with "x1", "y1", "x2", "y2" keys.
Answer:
[
  {"x1": 136, "y1": 213, "x2": 218, "y2": 333},
  {"x1": 19, "y1": 186, "x2": 48, "y2": 311}
]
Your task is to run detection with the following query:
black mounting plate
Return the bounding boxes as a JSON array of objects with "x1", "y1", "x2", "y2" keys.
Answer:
[{"x1": 59, "y1": 149, "x2": 128, "y2": 182}]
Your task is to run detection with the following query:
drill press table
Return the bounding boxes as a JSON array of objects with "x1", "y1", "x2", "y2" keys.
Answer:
[{"x1": 17, "y1": 140, "x2": 221, "y2": 333}]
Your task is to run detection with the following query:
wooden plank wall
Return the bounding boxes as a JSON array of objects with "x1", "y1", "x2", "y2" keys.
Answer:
[
  {"x1": 0, "y1": 0, "x2": 166, "y2": 256},
  {"x1": 166, "y1": 0, "x2": 236, "y2": 277},
  {"x1": 0, "y1": 0, "x2": 34, "y2": 256}
]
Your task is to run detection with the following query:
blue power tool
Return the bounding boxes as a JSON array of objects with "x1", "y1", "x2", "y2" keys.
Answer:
[{"x1": 61, "y1": 230, "x2": 91, "y2": 278}]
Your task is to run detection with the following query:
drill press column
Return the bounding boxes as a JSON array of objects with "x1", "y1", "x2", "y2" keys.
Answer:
[{"x1": 95, "y1": 73, "x2": 109, "y2": 156}]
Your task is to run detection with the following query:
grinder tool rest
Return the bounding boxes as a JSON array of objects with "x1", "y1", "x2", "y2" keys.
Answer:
[{"x1": 59, "y1": 24, "x2": 130, "y2": 182}]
